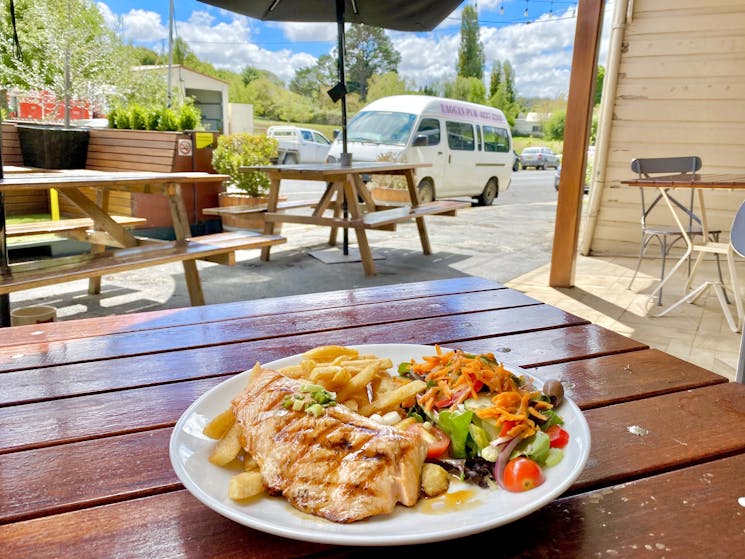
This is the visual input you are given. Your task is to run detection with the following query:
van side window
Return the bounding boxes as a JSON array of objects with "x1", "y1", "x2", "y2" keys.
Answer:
[
  {"x1": 415, "y1": 118, "x2": 440, "y2": 146},
  {"x1": 482, "y1": 125, "x2": 510, "y2": 153},
  {"x1": 446, "y1": 121, "x2": 475, "y2": 151}
]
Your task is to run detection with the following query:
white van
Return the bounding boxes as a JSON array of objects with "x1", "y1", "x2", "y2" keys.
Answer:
[{"x1": 326, "y1": 95, "x2": 514, "y2": 205}]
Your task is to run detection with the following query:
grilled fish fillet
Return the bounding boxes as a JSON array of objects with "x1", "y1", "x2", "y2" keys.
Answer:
[{"x1": 232, "y1": 367, "x2": 428, "y2": 523}]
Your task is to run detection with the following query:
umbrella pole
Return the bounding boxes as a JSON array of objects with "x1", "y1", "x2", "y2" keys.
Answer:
[
  {"x1": 0, "y1": 127, "x2": 9, "y2": 327},
  {"x1": 336, "y1": 0, "x2": 350, "y2": 254}
]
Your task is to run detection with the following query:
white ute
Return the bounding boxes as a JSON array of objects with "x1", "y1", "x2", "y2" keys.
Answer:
[{"x1": 267, "y1": 125, "x2": 332, "y2": 164}]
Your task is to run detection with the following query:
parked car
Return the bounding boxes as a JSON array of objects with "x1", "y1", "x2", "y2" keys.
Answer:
[
  {"x1": 554, "y1": 164, "x2": 589, "y2": 194},
  {"x1": 267, "y1": 125, "x2": 332, "y2": 164},
  {"x1": 520, "y1": 146, "x2": 560, "y2": 170}
]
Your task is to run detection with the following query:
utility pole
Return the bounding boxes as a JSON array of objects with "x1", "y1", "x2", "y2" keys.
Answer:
[{"x1": 167, "y1": 0, "x2": 174, "y2": 107}]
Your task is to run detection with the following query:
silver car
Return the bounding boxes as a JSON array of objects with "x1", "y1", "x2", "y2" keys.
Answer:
[{"x1": 520, "y1": 146, "x2": 560, "y2": 170}]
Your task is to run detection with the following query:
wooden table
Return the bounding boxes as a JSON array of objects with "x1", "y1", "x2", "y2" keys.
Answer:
[
  {"x1": 0, "y1": 170, "x2": 230, "y2": 326},
  {"x1": 622, "y1": 173, "x2": 745, "y2": 318},
  {"x1": 240, "y1": 162, "x2": 470, "y2": 275},
  {"x1": 1, "y1": 276, "x2": 743, "y2": 557}
]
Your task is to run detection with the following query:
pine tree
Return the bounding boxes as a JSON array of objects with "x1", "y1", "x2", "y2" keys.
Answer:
[{"x1": 457, "y1": 5, "x2": 485, "y2": 80}]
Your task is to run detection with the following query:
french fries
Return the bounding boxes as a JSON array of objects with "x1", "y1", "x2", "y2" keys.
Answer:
[
  {"x1": 208, "y1": 422, "x2": 243, "y2": 466},
  {"x1": 206, "y1": 344, "x2": 431, "y2": 504},
  {"x1": 228, "y1": 471, "x2": 264, "y2": 500},
  {"x1": 202, "y1": 407, "x2": 235, "y2": 439}
]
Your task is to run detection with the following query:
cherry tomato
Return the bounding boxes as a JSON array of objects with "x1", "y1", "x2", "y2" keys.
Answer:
[
  {"x1": 502, "y1": 457, "x2": 545, "y2": 492},
  {"x1": 499, "y1": 420, "x2": 518, "y2": 437},
  {"x1": 408, "y1": 423, "x2": 451, "y2": 459},
  {"x1": 547, "y1": 425, "x2": 569, "y2": 449}
]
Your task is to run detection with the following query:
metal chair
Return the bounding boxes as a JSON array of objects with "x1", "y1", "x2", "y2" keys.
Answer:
[
  {"x1": 727, "y1": 202, "x2": 745, "y2": 382},
  {"x1": 627, "y1": 156, "x2": 724, "y2": 305}
]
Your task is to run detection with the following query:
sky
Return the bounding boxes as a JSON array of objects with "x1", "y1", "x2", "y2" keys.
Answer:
[{"x1": 97, "y1": 0, "x2": 614, "y2": 99}]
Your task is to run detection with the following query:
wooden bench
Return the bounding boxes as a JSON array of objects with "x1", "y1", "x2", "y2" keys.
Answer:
[
  {"x1": 360, "y1": 200, "x2": 471, "y2": 228},
  {"x1": 201, "y1": 199, "x2": 317, "y2": 217},
  {"x1": 0, "y1": 232, "x2": 286, "y2": 296},
  {"x1": 6, "y1": 216, "x2": 148, "y2": 242}
]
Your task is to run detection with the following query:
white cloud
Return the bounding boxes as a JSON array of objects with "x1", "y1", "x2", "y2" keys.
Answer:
[
  {"x1": 279, "y1": 22, "x2": 337, "y2": 43},
  {"x1": 97, "y1": 2, "x2": 614, "y2": 98}
]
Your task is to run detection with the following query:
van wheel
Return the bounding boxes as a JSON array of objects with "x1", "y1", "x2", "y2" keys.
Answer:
[
  {"x1": 476, "y1": 178, "x2": 497, "y2": 206},
  {"x1": 417, "y1": 179, "x2": 435, "y2": 203}
]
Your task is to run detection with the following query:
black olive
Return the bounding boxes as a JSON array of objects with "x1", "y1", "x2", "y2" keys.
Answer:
[{"x1": 543, "y1": 379, "x2": 564, "y2": 406}]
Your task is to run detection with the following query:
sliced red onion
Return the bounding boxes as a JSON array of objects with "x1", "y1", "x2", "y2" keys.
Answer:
[{"x1": 493, "y1": 436, "x2": 521, "y2": 490}]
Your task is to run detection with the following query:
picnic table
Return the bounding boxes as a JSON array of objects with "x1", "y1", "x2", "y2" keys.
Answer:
[
  {"x1": 0, "y1": 169, "x2": 286, "y2": 326},
  {"x1": 1, "y1": 276, "x2": 743, "y2": 556},
  {"x1": 237, "y1": 161, "x2": 471, "y2": 275}
]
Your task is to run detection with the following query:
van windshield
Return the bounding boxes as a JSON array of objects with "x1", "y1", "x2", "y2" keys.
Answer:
[{"x1": 346, "y1": 111, "x2": 417, "y2": 146}]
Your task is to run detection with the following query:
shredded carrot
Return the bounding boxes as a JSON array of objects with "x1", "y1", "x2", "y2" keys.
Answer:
[{"x1": 409, "y1": 348, "x2": 553, "y2": 440}]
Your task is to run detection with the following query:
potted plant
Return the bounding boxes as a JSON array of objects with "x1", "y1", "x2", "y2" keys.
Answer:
[{"x1": 211, "y1": 133, "x2": 280, "y2": 231}]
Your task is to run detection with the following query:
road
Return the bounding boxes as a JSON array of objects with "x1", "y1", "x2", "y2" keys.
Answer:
[{"x1": 277, "y1": 168, "x2": 561, "y2": 283}]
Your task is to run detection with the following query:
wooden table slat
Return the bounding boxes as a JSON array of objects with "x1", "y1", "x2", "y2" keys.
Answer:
[
  {"x1": 1, "y1": 313, "x2": 606, "y2": 408},
  {"x1": 0, "y1": 277, "x2": 502, "y2": 348},
  {"x1": 0, "y1": 289, "x2": 541, "y2": 373},
  {"x1": 4, "y1": 381, "x2": 743, "y2": 525},
  {"x1": 2, "y1": 453, "x2": 743, "y2": 558}
]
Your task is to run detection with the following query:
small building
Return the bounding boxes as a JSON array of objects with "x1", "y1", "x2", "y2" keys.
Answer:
[
  {"x1": 133, "y1": 65, "x2": 231, "y2": 134},
  {"x1": 513, "y1": 112, "x2": 548, "y2": 137}
]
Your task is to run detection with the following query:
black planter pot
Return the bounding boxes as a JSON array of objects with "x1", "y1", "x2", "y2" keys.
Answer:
[{"x1": 17, "y1": 125, "x2": 89, "y2": 169}]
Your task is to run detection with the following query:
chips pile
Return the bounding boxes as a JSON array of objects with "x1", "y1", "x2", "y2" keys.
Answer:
[{"x1": 203, "y1": 345, "x2": 428, "y2": 502}]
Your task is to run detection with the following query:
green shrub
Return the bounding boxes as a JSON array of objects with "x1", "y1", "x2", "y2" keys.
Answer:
[
  {"x1": 145, "y1": 108, "x2": 160, "y2": 130},
  {"x1": 112, "y1": 107, "x2": 131, "y2": 129},
  {"x1": 178, "y1": 102, "x2": 201, "y2": 130},
  {"x1": 129, "y1": 105, "x2": 148, "y2": 130},
  {"x1": 156, "y1": 107, "x2": 179, "y2": 131},
  {"x1": 211, "y1": 133, "x2": 279, "y2": 197},
  {"x1": 105, "y1": 103, "x2": 202, "y2": 131}
]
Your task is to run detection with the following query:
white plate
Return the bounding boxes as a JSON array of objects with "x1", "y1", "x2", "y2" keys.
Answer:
[{"x1": 169, "y1": 344, "x2": 591, "y2": 546}]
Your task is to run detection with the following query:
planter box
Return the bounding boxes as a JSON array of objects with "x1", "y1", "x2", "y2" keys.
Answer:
[
  {"x1": 17, "y1": 124, "x2": 89, "y2": 169},
  {"x1": 217, "y1": 192, "x2": 284, "y2": 233},
  {"x1": 371, "y1": 186, "x2": 412, "y2": 204},
  {"x1": 2, "y1": 123, "x2": 224, "y2": 229}
]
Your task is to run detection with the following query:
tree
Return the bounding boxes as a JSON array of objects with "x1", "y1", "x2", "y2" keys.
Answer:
[
  {"x1": 502, "y1": 60, "x2": 516, "y2": 104},
  {"x1": 366, "y1": 72, "x2": 411, "y2": 103},
  {"x1": 487, "y1": 59, "x2": 521, "y2": 126},
  {"x1": 343, "y1": 24, "x2": 401, "y2": 100},
  {"x1": 0, "y1": 0, "x2": 125, "y2": 124},
  {"x1": 543, "y1": 110, "x2": 566, "y2": 141},
  {"x1": 595, "y1": 65, "x2": 605, "y2": 105},
  {"x1": 489, "y1": 60, "x2": 502, "y2": 97},
  {"x1": 457, "y1": 5, "x2": 484, "y2": 79},
  {"x1": 241, "y1": 66, "x2": 262, "y2": 87},
  {"x1": 444, "y1": 76, "x2": 486, "y2": 104},
  {"x1": 289, "y1": 54, "x2": 337, "y2": 98}
]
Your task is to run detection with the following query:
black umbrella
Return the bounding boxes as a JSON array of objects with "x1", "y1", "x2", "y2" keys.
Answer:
[{"x1": 198, "y1": 0, "x2": 463, "y2": 163}]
